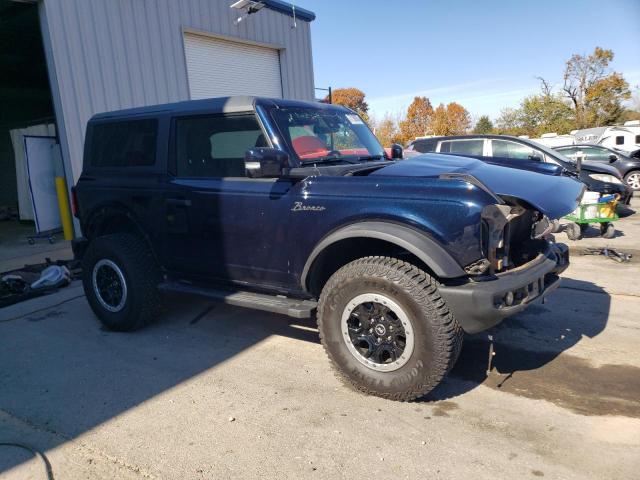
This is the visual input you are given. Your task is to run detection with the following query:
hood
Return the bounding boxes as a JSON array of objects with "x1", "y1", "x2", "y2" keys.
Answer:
[
  {"x1": 370, "y1": 154, "x2": 584, "y2": 219},
  {"x1": 580, "y1": 160, "x2": 623, "y2": 176}
]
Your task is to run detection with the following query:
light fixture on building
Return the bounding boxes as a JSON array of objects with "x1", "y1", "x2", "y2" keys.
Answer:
[{"x1": 230, "y1": 0, "x2": 265, "y2": 25}]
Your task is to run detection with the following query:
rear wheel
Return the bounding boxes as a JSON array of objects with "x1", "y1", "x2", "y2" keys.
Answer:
[
  {"x1": 82, "y1": 233, "x2": 161, "y2": 331},
  {"x1": 317, "y1": 256, "x2": 463, "y2": 401}
]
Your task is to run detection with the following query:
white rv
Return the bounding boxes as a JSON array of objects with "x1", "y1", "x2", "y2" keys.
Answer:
[
  {"x1": 532, "y1": 120, "x2": 640, "y2": 153},
  {"x1": 530, "y1": 132, "x2": 575, "y2": 148}
]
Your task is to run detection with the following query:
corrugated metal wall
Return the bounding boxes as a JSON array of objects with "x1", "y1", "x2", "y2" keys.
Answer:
[{"x1": 38, "y1": 0, "x2": 315, "y2": 183}]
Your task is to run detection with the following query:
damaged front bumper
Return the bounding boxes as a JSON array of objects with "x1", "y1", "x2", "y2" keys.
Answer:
[{"x1": 439, "y1": 243, "x2": 569, "y2": 334}]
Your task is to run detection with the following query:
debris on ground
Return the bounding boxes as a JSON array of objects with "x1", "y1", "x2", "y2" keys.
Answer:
[
  {"x1": 0, "y1": 259, "x2": 79, "y2": 308},
  {"x1": 582, "y1": 247, "x2": 633, "y2": 263}
]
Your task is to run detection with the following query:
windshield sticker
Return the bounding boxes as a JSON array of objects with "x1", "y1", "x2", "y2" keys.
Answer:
[{"x1": 346, "y1": 114, "x2": 364, "y2": 125}]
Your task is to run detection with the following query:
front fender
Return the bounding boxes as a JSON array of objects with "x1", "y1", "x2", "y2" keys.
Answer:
[{"x1": 300, "y1": 221, "x2": 467, "y2": 290}]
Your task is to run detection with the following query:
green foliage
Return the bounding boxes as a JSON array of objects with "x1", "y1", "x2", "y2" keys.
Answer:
[{"x1": 473, "y1": 115, "x2": 494, "y2": 134}]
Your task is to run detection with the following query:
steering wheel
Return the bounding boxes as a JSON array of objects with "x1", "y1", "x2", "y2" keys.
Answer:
[{"x1": 326, "y1": 150, "x2": 342, "y2": 157}]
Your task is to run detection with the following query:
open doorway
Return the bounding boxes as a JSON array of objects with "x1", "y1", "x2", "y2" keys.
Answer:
[{"x1": 0, "y1": 0, "x2": 65, "y2": 269}]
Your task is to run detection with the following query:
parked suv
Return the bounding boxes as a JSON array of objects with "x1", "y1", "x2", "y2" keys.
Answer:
[
  {"x1": 73, "y1": 97, "x2": 582, "y2": 401},
  {"x1": 554, "y1": 144, "x2": 640, "y2": 191},
  {"x1": 407, "y1": 134, "x2": 632, "y2": 204}
]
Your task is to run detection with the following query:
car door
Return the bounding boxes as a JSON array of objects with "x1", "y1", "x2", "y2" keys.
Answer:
[
  {"x1": 488, "y1": 139, "x2": 545, "y2": 169},
  {"x1": 161, "y1": 112, "x2": 296, "y2": 288}
]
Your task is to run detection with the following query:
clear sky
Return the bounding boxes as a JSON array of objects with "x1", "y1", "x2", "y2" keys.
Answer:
[{"x1": 300, "y1": 0, "x2": 640, "y2": 122}]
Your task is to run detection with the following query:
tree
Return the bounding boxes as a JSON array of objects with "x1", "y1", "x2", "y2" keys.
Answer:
[
  {"x1": 326, "y1": 88, "x2": 370, "y2": 123},
  {"x1": 473, "y1": 115, "x2": 494, "y2": 134},
  {"x1": 398, "y1": 96, "x2": 434, "y2": 142},
  {"x1": 495, "y1": 107, "x2": 524, "y2": 135},
  {"x1": 520, "y1": 93, "x2": 575, "y2": 136},
  {"x1": 586, "y1": 72, "x2": 632, "y2": 125},
  {"x1": 372, "y1": 114, "x2": 402, "y2": 147},
  {"x1": 430, "y1": 102, "x2": 471, "y2": 136},
  {"x1": 562, "y1": 47, "x2": 631, "y2": 128}
]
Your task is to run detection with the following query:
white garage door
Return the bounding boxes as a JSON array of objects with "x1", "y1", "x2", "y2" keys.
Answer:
[{"x1": 184, "y1": 33, "x2": 283, "y2": 100}]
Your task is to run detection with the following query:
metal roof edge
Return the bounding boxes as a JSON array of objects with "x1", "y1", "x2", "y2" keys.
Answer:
[{"x1": 263, "y1": 1, "x2": 316, "y2": 22}]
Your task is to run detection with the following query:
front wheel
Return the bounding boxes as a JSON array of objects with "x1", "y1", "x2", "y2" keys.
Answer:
[{"x1": 317, "y1": 257, "x2": 463, "y2": 401}]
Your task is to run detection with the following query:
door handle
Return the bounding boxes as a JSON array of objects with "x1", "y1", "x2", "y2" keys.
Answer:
[{"x1": 165, "y1": 198, "x2": 192, "y2": 207}]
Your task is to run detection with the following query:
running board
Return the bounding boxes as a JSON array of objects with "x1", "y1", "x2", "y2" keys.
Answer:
[{"x1": 158, "y1": 282, "x2": 317, "y2": 319}]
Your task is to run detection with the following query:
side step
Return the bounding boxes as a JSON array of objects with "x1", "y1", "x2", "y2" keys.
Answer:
[{"x1": 158, "y1": 281, "x2": 317, "y2": 319}]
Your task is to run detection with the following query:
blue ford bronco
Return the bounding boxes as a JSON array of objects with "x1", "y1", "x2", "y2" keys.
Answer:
[{"x1": 73, "y1": 96, "x2": 583, "y2": 400}]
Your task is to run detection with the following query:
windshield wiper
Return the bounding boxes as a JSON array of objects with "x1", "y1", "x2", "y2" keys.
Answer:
[
  {"x1": 301, "y1": 156, "x2": 360, "y2": 165},
  {"x1": 356, "y1": 155, "x2": 385, "y2": 162}
]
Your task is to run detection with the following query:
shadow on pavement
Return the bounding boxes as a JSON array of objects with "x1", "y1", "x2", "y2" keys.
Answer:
[
  {"x1": 420, "y1": 277, "x2": 638, "y2": 417},
  {"x1": 0, "y1": 276, "x2": 628, "y2": 475},
  {"x1": 0, "y1": 291, "x2": 318, "y2": 475}
]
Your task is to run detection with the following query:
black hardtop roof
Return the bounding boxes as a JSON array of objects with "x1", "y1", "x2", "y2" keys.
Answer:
[{"x1": 90, "y1": 96, "x2": 350, "y2": 122}]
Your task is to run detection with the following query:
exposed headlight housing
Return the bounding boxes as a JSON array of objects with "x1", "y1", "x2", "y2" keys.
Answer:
[{"x1": 589, "y1": 173, "x2": 623, "y2": 185}]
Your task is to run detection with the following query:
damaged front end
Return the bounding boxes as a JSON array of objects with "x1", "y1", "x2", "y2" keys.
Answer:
[
  {"x1": 475, "y1": 202, "x2": 558, "y2": 276},
  {"x1": 440, "y1": 196, "x2": 571, "y2": 334}
]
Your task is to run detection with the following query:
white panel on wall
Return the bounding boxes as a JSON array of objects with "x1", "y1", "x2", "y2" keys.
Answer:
[{"x1": 184, "y1": 33, "x2": 283, "y2": 100}]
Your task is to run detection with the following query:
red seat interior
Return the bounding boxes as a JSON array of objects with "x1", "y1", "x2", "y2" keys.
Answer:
[{"x1": 292, "y1": 136, "x2": 327, "y2": 157}]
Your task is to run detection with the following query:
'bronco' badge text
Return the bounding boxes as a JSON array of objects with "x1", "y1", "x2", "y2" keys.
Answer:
[{"x1": 292, "y1": 202, "x2": 326, "y2": 212}]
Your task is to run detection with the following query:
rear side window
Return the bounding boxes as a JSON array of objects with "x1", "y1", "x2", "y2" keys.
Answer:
[
  {"x1": 411, "y1": 138, "x2": 438, "y2": 153},
  {"x1": 616, "y1": 136, "x2": 624, "y2": 145},
  {"x1": 439, "y1": 139, "x2": 484, "y2": 155},
  {"x1": 89, "y1": 119, "x2": 157, "y2": 168},
  {"x1": 174, "y1": 114, "x2": 264, "y2": 178}
]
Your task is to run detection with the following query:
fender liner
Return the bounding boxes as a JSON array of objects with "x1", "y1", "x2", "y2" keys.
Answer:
[{"x1": 301, "y1": 221, "x2": 467, "y2": 290}]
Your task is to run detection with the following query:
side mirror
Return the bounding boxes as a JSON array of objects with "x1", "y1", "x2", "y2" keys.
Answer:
[
  {"x1": 529, "y1": 153, "x2": 543, "y2": 162},
  {"x1": 609, "y1": 154, "x2": 618, "y2": 163},
  {"x1": 245, "y1": 148, "x2": 290, "y2": 178},
  {"x1": 390, "y1": 143, "x2": 403, "y2": 159}
]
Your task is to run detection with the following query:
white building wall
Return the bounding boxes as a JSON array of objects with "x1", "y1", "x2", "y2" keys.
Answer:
[{"x1": 38, "y1": 0, "x2": 315, "y2": 185}]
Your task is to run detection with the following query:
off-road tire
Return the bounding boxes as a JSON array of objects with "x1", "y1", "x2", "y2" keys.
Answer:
[
  {"x1": 317, "y1": 256, "x2": 463, "y2": 401},
  {"x1": 82, "y1": 233, "x2": 161, "y2": 331}
]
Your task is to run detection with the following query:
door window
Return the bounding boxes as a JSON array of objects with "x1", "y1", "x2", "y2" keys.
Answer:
[
  {"x1": 580, "y1": 147, "x2": 611, "y2": 162},
  {"x1": 491, "y1": 140, "x2": 542, "y2": 160},
  {"x1": 439, "y1": 139, "x2": 484, "y2": 155},
  {"x1": 174, "y1": 114, "x2": 266, "y2": 178}
]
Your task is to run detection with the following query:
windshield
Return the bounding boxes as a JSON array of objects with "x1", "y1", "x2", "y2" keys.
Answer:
[
  {"x1": 526, "y1": 140, "x2": 575, "y2": 169},
  {"x1": 268, "y1": 106, "x2": 385, "y2": 163}
]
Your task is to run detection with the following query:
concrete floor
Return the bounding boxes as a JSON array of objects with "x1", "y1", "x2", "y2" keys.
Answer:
[
  {"x1": 1, "y1": 249, "x2": 639, "y2": 478},
  {"x1": 0, "y1": 220, "x2": 72, "y2": 273}
]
